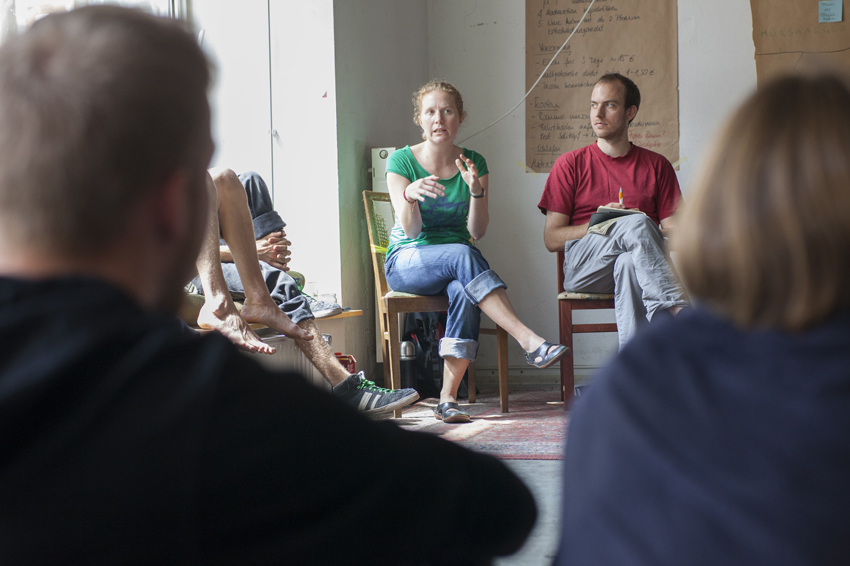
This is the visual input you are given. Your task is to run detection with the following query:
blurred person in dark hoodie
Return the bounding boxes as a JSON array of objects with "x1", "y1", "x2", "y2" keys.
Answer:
[{"x1": 0, "y1": 7, "x2": 535, "y2": 564}]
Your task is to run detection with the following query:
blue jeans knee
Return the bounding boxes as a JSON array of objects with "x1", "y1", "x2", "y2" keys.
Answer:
[{"x1": 385, "y1": 244, "x2": 507, "y2": 361}]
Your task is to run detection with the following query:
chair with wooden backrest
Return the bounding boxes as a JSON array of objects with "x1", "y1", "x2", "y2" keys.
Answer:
[
  {"x1": 557, "y1": 249, "x2": 617, "y2": 405},
  {"x1": 363, "y1": 190, "x2": 510, "y2": 416}
]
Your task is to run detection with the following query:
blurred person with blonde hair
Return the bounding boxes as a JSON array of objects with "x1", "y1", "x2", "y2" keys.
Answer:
[{"x1": 555, "y1": 70, "x2": 850, "y2": 565}]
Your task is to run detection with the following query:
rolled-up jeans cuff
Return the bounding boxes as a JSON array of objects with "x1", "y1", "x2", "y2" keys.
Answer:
[
  {"x1": 463, "y1": 269, "x2": 507, "y2": 305},
  {"x1": 439, "y1": 338, "x2": 479, "y2": 361}
]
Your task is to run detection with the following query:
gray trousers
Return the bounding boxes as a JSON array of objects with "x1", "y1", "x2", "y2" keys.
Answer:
[{"x1": 562, "y1": 214, "x2": 688, "y2": 347}]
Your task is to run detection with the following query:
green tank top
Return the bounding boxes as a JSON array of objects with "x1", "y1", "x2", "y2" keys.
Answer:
[{"x1": 385, "y1": 145, "x2": 489, "y2": 256}]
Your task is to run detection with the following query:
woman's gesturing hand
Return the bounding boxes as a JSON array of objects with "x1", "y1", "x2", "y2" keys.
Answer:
[
  {"x1": 404, "y1": 175, "x2": 445, "y2": 202},
  {"x1": 456, "y1": 154, "x2": 483, "y2": 197}
]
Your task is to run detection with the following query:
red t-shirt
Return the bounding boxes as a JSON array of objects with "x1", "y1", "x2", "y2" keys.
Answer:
[{"x1": 538, "y1": 142, "x2": 681, "y2": 225}]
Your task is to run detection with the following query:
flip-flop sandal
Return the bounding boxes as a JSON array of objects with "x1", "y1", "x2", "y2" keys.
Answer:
[
  {"x1": 433, "y1": 402, "x2": 471, "y2": 423},
  {"x1": 525, "y1": 341, "x2": 570, "y2": 369}
]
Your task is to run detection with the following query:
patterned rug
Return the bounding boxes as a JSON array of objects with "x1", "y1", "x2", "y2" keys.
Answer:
[{"x1": 393, "y1": 388, "x2": 570, "y2": 460}]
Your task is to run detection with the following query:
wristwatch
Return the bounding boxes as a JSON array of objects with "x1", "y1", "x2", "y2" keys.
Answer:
[{"x1": 470, "y1": 187, "x2": 485, "y2": 199}]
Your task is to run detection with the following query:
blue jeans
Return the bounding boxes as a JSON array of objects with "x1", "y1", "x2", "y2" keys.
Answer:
[{"x1": 385, "y1": 244, "x2": 507, "y2": 360}]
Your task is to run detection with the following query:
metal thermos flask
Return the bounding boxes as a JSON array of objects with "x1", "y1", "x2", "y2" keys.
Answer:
[{"x1": 399, "y1": 341, "x2": 416, "y2": 390}]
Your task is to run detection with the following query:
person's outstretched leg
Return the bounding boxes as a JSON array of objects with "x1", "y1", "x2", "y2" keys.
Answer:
[
  {"x1": 386, "y1": 244, "x2": 567, "y2": 372},
  {"x1": 209, "y1": 168, "x2": 311, "y2": 341},
  {"x1": 213, "y1": 169, "x2": 418, "y2": 414},
  {"x1": 438, "y1": 280, "x2": 556, "y2": 422},
  {"x1": 477, "y1": 289, "x2": 544, "y2": 352},
  {"x1": 476, "y1": 289, "x2": 565, "y2": 367},
  {"x1": 195, "y1": 175, "x2": 275, "y2": 354},
  {"x1": 292, "y1": 317, "x2": 419, "y2": 414},
  {"x1": 294, "y1": 318, "x2": 349, "y2": 386}
]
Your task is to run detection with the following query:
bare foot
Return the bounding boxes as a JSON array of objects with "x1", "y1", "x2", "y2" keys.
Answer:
[
  {"x1": 240, "y1": 298, "x2": 314, "y2": 341},
  {"x1": 197, "y1": 297, "x2": 276, "y2": 355}
]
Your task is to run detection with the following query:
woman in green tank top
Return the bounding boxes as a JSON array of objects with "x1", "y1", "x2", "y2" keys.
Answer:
[{"x1": 384, "y1": 80, "x2": 568, "y2": 423}]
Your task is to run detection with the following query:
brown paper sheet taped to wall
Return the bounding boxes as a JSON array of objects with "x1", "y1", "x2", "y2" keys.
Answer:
[
  {"x1": 750, "y1": 1, "x2": 850, "y2": 86},
  {"x1": 525, "y1": 0, "x2": 679, "y2": 174}
]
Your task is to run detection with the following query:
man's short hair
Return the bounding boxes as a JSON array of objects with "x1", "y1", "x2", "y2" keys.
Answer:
[
  {"x1": 595, "y1": 73, "x2": 640, "y2": 122},
  {"x1": 0, "y1": 6, "x2": 211, "y2": 254},
  {"x1": 677, "y1": 71, "x2": 850, "y2": 330}
]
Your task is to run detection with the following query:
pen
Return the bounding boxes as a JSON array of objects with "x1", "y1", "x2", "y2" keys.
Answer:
[{"x1": 619, "y1": 188, "x2": 623, "y2": 205}]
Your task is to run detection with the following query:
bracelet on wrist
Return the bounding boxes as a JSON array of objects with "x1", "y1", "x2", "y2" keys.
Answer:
[
  {"x1": 470, "y1": 187, "x2": 485, "y2": 199},
  {"x1": 403, "y1": 187, "x2": 416, "y2": 204}
]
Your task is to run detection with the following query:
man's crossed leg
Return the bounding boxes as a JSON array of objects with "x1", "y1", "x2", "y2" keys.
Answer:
[{"x1": 563, "y1": 214, "x2": 689, "y2": 347}]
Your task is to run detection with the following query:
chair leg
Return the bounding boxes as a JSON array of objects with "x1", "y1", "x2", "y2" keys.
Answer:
[
  {"x1": 381, "y1": 339, "x2": 391, "y2": 389},
  {"x1": 387, "y1": 310, "x2": 403, "y2": 418},
  {"x1": 497, "y1": 325, "x2": 509, "y2": 413},
  {"x1": 380, "y1": 313, "x2": 390, "y2": 388},
  {"x1": 468, "y1": 361, "x2": 476, "y2": 404},
  {"x1": 559, "y1": 300, "x2": 575, "y2": 408}
]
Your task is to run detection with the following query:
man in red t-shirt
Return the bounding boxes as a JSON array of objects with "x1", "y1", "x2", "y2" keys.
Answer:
[{"x1": 538, "y1": 73, "x2": 689, "y2": 347}]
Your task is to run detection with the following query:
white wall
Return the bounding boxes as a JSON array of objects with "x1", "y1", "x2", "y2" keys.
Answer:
[
  {"x1": 333, "y1": 0, "x2": 429, "y2": 377},
  {"x1": 425, "y1": 0, "x2": 757, "y2": 376}
]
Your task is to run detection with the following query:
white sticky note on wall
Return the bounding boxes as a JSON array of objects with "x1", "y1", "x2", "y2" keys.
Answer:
[{"x1": 819, "y1": 1, "x2": 843, "y2": 23}]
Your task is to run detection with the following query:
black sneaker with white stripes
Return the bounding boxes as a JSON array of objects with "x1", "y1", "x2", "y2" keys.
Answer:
[{"x1": 332, "y1": 372, "x2": 419, "y2": 415}]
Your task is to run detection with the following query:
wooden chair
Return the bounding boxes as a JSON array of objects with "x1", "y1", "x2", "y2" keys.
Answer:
[
  {"x1": 363, "y1": 190, "x2": 510, "y2": 416},
  {"x1": 557, "y1": 249, "x2": 617, "y2": 405}
]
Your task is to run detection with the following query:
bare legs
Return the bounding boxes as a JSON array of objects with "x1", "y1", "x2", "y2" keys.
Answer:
[
  {"x1": 440, "y1": 357, "x2": 470, "y2": 404},
  {"x1": 478, "y1": 288, "x2": 545, "y2": 352},
  {"x1": 439, "y1": 288, "x2": 549, "y2": 405},
  {"x1": 196, "y1": 169, "x2": 356, "y2": 389},
  {"x1": 195, "y1": 175, "x2": 276, "y2": 354},
  {"x1": 294, "y1": 318, "x2": 350, "y2": 387},
  {"x1": 208, "y1": 168, "x2": 311, "y2": 341}
]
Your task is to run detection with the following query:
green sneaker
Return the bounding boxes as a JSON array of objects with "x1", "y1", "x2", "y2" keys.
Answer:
[{"x1": 333, "y1": 372, "x2": 419, "y2": 414}]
